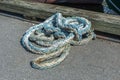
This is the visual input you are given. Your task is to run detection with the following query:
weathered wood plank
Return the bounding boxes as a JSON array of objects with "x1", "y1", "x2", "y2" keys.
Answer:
[{"x1": 0, "y1": 0, "x2": 120, "y2": 35}]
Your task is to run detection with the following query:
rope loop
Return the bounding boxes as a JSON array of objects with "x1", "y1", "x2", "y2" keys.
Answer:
[{"x1": 21, "y1": 13, "x2": 95, "y2": 69}]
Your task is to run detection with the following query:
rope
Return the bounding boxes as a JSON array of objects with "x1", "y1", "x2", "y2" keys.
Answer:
[{"x1": 21, "y1": 13, "x2": 95, "y2": 69}]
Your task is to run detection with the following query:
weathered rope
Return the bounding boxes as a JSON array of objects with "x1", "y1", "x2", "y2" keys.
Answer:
[{"x1": 21, "y1": 13, "x2": 95, "y2": 69}]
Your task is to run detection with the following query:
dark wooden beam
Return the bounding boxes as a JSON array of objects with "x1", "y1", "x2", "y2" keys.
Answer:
[{"x1": 0, "y1": 0, "x2": 120, "y2": 35}]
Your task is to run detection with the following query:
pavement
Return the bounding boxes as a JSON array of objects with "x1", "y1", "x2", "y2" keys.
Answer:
[{"x1": 0, "y1": 14, "x2": 120, "y2": 80}]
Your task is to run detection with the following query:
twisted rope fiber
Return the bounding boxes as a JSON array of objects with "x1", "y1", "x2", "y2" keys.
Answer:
[{"x1": 21, "y1": 13, "x2": 95, "y2": 69}]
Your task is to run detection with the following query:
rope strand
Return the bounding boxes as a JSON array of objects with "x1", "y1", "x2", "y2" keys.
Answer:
[{"x1": 21, "y1": 13, "x2": 95, "y2": 69}]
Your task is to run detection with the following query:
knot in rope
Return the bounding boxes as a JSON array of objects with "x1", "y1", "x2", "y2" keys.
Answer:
[{"x1": 21, "y1": 13, "x2": 95, "y2": 69}]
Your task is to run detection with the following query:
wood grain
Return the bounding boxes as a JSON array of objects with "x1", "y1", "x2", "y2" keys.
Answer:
[{"x1": 0, "y1": 0, "x2": 120, "y2": 35}]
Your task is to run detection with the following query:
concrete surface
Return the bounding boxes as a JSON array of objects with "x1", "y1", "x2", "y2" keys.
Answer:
[{"x1": 0, "y1": 14, "x2": 120, "y2": 80}]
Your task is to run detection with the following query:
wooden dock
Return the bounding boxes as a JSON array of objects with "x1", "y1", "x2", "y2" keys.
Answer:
[{"x1": 0, "y1": 0, "x2": 120, "y2": 35}]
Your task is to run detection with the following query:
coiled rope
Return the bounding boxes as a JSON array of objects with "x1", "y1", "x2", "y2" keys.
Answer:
[{"x1": 21, "y1": 13, "x2": 95, "y2": 69}]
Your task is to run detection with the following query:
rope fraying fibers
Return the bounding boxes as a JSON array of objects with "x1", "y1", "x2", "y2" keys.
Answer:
[{"x1": 21, "y1": 13, "x2": 95, "y2": 69}]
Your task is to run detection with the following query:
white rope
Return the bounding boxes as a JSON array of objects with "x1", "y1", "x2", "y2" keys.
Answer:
[{"x1": 21, "y1": 13, "x2": 95, "y2": 69}]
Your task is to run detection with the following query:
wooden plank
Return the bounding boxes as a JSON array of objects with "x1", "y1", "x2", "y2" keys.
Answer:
[{"x1": 0, "y1": 0, "x2": 120, "y2": 35}]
